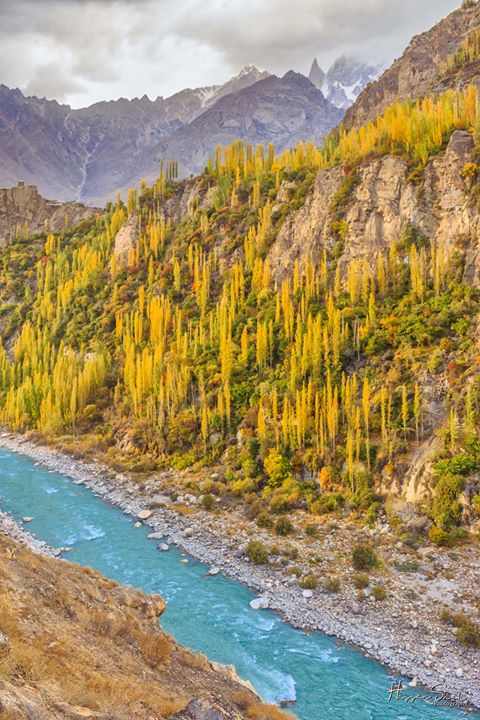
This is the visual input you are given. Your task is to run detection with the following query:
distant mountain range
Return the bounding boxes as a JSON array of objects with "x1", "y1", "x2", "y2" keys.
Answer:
[{"x1": 0, "y1": 59, "x2": 377, "y2": 206}]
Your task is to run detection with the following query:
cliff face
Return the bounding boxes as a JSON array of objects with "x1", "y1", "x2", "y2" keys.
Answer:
[
  {"x1": 269, "y1": 131, "x2": 479, "y2": 285},
  {"x1": 0, "y1": 182, "x2": 99, "y2": 246},
  {"x1": 0, "y1": 532, "x2": 275, "y2": 720},
  {"x1": 267, "y1": 129, "x2": 480, "y2": 501},
  {"x1": 344, "y1": 2, "x2": 480, "y2": 129}
]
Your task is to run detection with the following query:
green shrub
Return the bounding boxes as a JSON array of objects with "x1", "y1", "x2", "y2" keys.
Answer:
[
  {"x1": 352, "y1": 543, "x2": 378, "y2": 570},
  {"x1": 245, "y1": 540, "x2": 269, "y2": 565},
  {"x1": 323, "y1": 577, "x2": 341, "y2": 593},
  {"x1": 310, "y1": 493, "x2": 344, "y2": 515},
  {"x1": 305, "y1": 523, "x2": 319, "y2": 537},
  {"x1": 275, "y1": 517, "x2": 294, "y2": 536},
  {"x1": 256, "y1": 512, "x2": 274, "y2": 529},
  {"x1": 457, "y1": 624, "x2": 480, "y2": 648},
  {"x1": 371, "y1": 585, "x2": 387, "y2": 601},
  {"x1": 300, "y1": 573, "x2": 318, "y2": 590},
  {"x1": 353, "y1": 573, "x2": 370, "y2": 589},
  {"x1": 201, "y1": 494, "x2": 215, "y2": 511},
  {"x1": 440, "y1": 609, "x2": 480, "y2": 648}
]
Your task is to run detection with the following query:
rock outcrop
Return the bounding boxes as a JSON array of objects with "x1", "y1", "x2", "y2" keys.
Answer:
[
  {"x1": 0, "y1": 181, "x2": 99, "y2": 246},
  {"x1": 269, "y1": 130, "x2": 480, "y2": 287}
]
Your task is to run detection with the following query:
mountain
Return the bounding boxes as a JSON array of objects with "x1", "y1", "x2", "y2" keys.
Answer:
[
  {"x1": 308, "y1": 55, "x2": 383, "y2": 110},
  {"x1": 1, "y1": 2, "x2": 480, "y2": 704},
  {"x1": 0, "y1": 65, "x2": 342, "y2": 207},
  {"x1": 0, "y1": 66, "x2": 270, "y2": 206},
  {"x1": 344, "y1": 0, "x2": 480, "y2": 128},
  {"x1": 136, "y1": 71, "x2": 342, "y2": 185}
]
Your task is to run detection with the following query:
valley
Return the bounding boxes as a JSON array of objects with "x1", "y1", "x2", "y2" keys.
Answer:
[{"x1": 1, "y1": 1, "x2": 480, "y2": 718}]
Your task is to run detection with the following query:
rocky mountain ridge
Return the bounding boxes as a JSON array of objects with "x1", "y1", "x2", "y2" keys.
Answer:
[
  {"x1": 148, "y1": 72, "x2": 342, "y2": 184},
  {"x1": 344, "y1": 0, "x2": 480, "y2": 128}
]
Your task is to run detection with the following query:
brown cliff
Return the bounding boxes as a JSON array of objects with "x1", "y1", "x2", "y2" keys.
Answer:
[{"x1": 0, "y1": 182, "x2": 99, "y2": 246}]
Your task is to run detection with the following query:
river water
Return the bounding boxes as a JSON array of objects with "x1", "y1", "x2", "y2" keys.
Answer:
[{"x1": 0, "y1": 448, "x2": 475, "y2": 719}]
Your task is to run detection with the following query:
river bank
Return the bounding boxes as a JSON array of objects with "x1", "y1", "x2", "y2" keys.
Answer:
[{"x1": 0, "y1": 430, "x2": 479, "y2": 710}]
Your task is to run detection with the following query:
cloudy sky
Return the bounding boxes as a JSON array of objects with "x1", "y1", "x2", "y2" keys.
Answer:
[{"x1": 0, "y1": 0, "x2": 460, "y2": 108}]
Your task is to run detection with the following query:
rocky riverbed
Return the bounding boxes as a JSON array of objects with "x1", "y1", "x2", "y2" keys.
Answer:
[
  {"x1": 0, "y1": 431, "x2": 479, "y2": 710},
  {"x1": 0, "y1": 507, "x2": 63, "y2": 558}
]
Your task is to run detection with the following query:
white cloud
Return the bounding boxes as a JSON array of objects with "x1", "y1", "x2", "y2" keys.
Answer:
[{"x1": 0, "y1": 0, "x2": 461, "y2": 107}]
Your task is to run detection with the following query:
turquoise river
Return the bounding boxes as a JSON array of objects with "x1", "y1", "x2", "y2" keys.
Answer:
[{"x1": 0, "y1": 448, "x2": 477, "y2": 720}]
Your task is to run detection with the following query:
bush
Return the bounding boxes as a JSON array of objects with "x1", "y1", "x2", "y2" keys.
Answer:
[
  {"x1": 371, "y1": 585, "x2": 387, "y2": 601},
  {"x1": 264, "y1": 449, "x2": 293, "y2": 488},
  {"x1": 305, "y1": 523, "x2": 319, "y2": 537},
  {"x1": 201, "y1": 494, "x2": 215, "y2": 511},
  {"x1": 428, "y1": 526, "x2": 453, "y2": 546},
  {"x1": 440, "y1": 609, "x2": 480, "y2": 648},
  {"x1": 245, "y1": 540, "x2": 269, "y2": 565},
  {"x1": 323, "y1": 577, "x2": 340, "y2": 593},
  {"x1": 457, "y1": 624, "x2": 480, "y2": 648},
  {"x1": 256, "y1": 512, "x2": 274, "y2": 529},
  {"x1": 275, "y1": 517, "x2": 294, "y2": 536},
  {"x1": 299, "y1": 573, "x2": 318, "y2": 590},
  {"x1": 352, "y1": 543, "x2": 378, "y2": 570},
  {"x1": 309, "y1": 493, "x2": 344, "y2": 515},
  {"x1": 353, "y1": 573, "x2": 370, "y2": 589}
]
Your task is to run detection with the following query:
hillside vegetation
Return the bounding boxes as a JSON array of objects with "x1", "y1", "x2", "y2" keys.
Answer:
[{"x1": 0, "y1": 83, "x2": 479, "y2": 545}]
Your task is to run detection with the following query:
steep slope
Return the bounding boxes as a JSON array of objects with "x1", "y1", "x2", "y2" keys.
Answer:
[
  {"x1": 0, "y1": 531, "x2": 289, "y2": 719},
  {"x1": 147, "y1": 72, "x2": 342, "y2": 179},
  {"x1": 344, "y1": 0, "x2": 480, "y2": 128},
  {"x1": 1, "y1": 5, "x2": 480, "y2": 544}
]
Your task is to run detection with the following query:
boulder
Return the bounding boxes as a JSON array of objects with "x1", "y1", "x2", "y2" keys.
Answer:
[
  {"x1": 22, "y1": 517, "x2": 34, "y2": 523},
  {"x1": 249, "y1": 596, "x2": 269, "y2": 610},
  {"x1": 157, "y1": 543, "x2": 169, "y2": 552},
  {"x1": 172, "y1": 697, "x2": 233, "y2": 720},
  {"x1": 208, "y1": 567, "x2": 220, "y2": 576},
  {"x1": 302, "y1": 590, "x2": 313, "y2": 599},
  {"x1": 138, "y1": 509, "x2": 152, "y2": 520}
]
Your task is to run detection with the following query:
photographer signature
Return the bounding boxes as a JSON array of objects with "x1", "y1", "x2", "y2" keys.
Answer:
[{"x1": 387, "y1": 681, "x2": 470, "y2": 709}]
